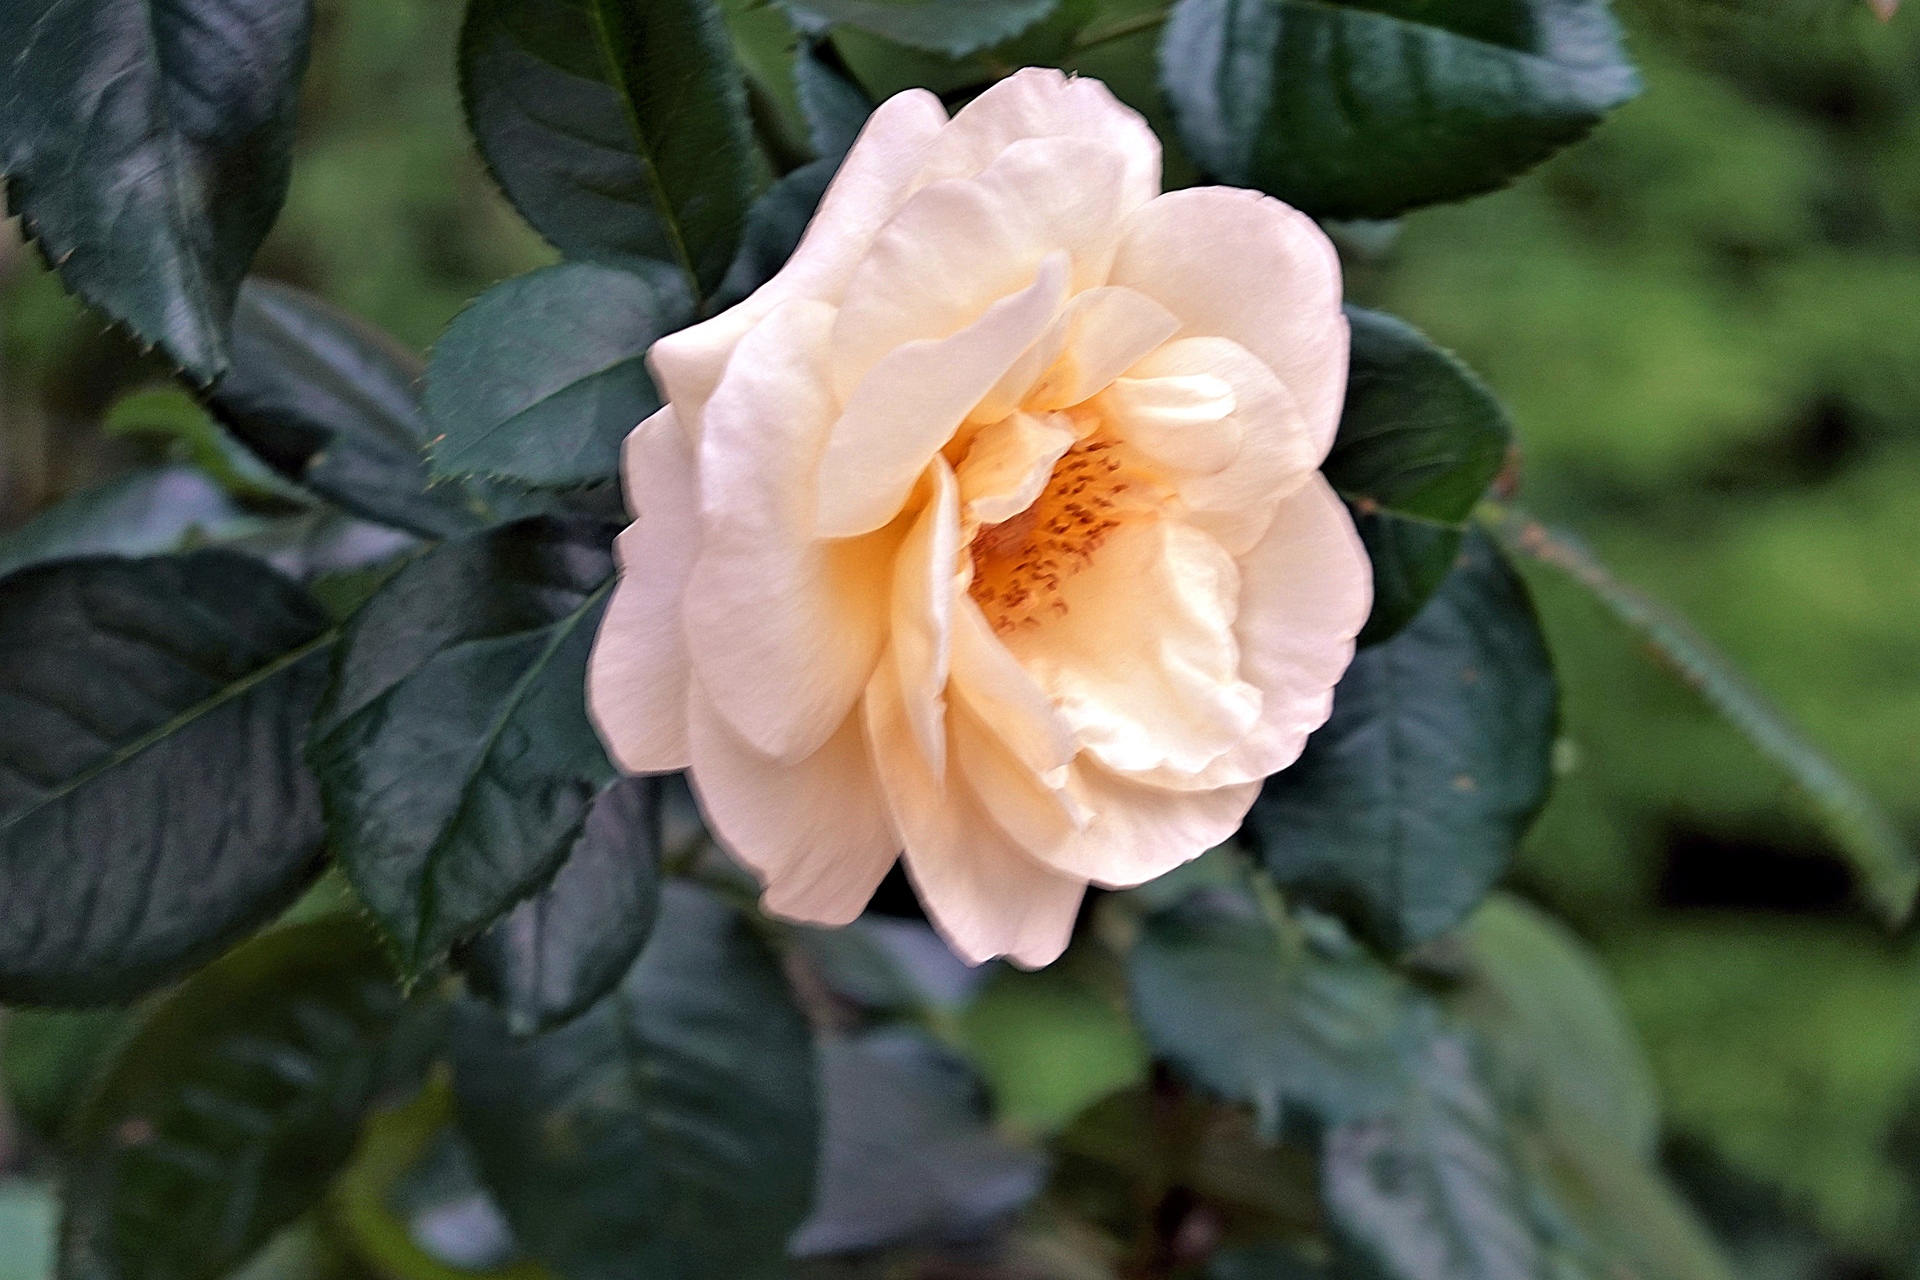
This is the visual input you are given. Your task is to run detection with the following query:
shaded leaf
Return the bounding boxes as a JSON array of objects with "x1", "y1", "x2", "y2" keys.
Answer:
[
  {"x1": 1129, "y1": 893, "x2": 1412, "y2": 1133},
  {"x1": 1245, "y1": 532, "x2": 1557, "y2": 953},
  {"x1": 1321, "y1": 1021, "x2": 1545, "y2": 1280},
  {"x1": 426, "y1": 263, "x2": 692, "y2": 489},
  {"x1": 464, "y1": 776, "x2": 664, "y2": 1038},
  {"x1": 208, "y1": 281, "x2": 488, "y2": 539},
  {"x1": 710, "y1": 160, "x2": 837, "y2": 309},
  {"x1": 452, "y1": 882, "x2": 817, "y2": 1280},
  {"x1": 956, "y1": 962, "x2": 1147, "y2": 1134},
  {"x1": 1159, "y1": 0, "x2": 1640, "y2": 219},
  {"x1": 59, "y1": 917, "x2": 407, "y2": 1280},
  {"x1": 793, "y1": 1028, "x2": 1045, "y2": 1256},
  {"x1": 311, "y1": 517, "x2": 617, "y2": 975},
  {"x1": 1488, "y1": 505, "x2": 1920, "y2": 925},
  {"x1": 0, "y1": 469, "x2": 243, "y2": 582},
  {"x1": 793, "y1": 43, "x2": 875, "y2": 158},
  {"x1": 0, "y1": 552, "x2": 331, "y2": 1005},
  {"x1": 1327, "y1": 307, "x2": 1512, "y2": 646},
  {"x1": 0, "y1": 0, "x2": 313, "y2": 383},
  {"x1": 785, "y1": 0, "x2": 1060, "y2": 57},
  {"x1": 460, "y1": 0, "x2": 756, "y2": 298}
]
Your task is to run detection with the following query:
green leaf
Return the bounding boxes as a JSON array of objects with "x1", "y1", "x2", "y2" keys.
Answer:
[
  {"x1": 793, "y1": 43, "x2": 875, "y2": 159},
  {"x1": 1328, "y1": 307, "x2": 1513, "y2": 647},
  {"x1": 463, "y1": 776, "x2": 664, "y2": 1038},
  {"x1": 310, "y1": 517, "x2": 617, "y2": 975},
  {"x1": 785, "y1": 0, "x2": 1060, "y2": 58},
  {"x1": 955, "y1": 961, "x2": 1147, "y2": 1134},
  {"x1": 0, "y1": 0, "x2": 313, "y2": 384},
  {"x1": 59, "y1": 917, "x2": 408, "y2": 1280},
  {"x1": 426, "y1": 263, "x2": 692, "y2": 489},
  {"x1": 208, "y1": 281, "x2": 489, "y2": 539},
  {"x1": 1158, "y1": 0, "x2": 1640, "y2": 219},
  {"x1": 1128, "y1": 894, "x2": 1413, "y2": 1133},
  {"x1": 792, "y1": 1027, "x2": 1045, "y2": 1256},
  {"x1": 1486, "y1": 504, "x2": 1920, "y2": 926},
  {"x1": 460, "y1": 0, "x2": 757, "y2": 299},
  {"x1": 710, "y1": 160, "x2": 837, "y2": 309},
  {"x1": 1320, "y1": 1018, "x2": 1547, "y2": 1280},
  {"x1": 0, "y1": 552, "x2": 332, "y2": 1005},
  {"x1": 0, "y1": 469, "x2": 243, "y2": 583},
  {"x1": 1245, "y1": 532, "x2": 1557, "y2": 954},
  {"x1": 452, "y1": 882, "x2": 818, "y2": 1280}
]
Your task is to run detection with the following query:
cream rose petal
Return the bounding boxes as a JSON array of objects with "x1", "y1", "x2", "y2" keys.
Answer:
[
  {"x1": 1110, "y1": 187, "x2": 1347, "y2": 457},
  {"x1": 585, "y1": 407, "x2": 698, "y2": 773},
  {"x1": 1042, "y1": 763, "x2": 1260, "y2": 887},
  {"x1": 866, "y1": 645, "x2": 1086, "y2": 967},
  {"x1": 684, "y1": 298, "x2": 892, "y2": 763},
  {"x1": 687, "y1": 682, "x2": 900, "y2": 927},
  {"x1": 890, "y1": 459, "x2": 962, "y2": 774}
]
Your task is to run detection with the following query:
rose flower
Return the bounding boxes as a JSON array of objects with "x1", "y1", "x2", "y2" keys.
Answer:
[{"x1": 587, "y1": 68, "x2": 1370, "y2": 966}]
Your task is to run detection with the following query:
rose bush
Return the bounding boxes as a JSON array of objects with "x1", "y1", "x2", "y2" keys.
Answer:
[{"x1": 587, "y1": 69, "x2": 1371, "y2": 965}]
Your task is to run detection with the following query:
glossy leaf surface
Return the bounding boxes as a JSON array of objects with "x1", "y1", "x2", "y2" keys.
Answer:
[
  {"x1": 452, "y1": 882, "x2": 817, "y2": 1280},
  {"x1": 784, "y1": 0, "x2": 1058, "y2": 57},
  {"x1": 0, "y1": 553, "x2": 331, "y2": 1004},
  {"x1": 464, "y1": 776, "x2": 664, "y2": 1038},
  {"x1": 0, "y1": 0, "x2": 313, "y2": 383},
  {"x1": 1326, "y1": 307, "x2": 1512, "y2": 646},
  {"x1": 1246, "y1": 533, "x2": 1557, "y2": 953},
  {"x1": 311, "y1": 518, "x2": 617, "y2": 975},
  {"x1": 461, "y1": 0, "x2": 756, "y2": 298},
  {"x1": 1160, "y1": 0, "x2": 1640, "y2": 218},
  {"x1": 427, "y1": 263, "x2": 692, "y2": 489}
]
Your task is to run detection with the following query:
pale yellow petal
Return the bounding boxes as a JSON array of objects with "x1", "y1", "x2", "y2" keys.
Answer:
[
  {"x1": 865, "y1": 646, "x2": 1086, "y2": 967},
  {"x1": 688, "y1": 682, "x2": 900, "y2": 927},
  {"x1": 816, "y1": 252, "x2": 1069, "y2": 539},
  {"x1": 684, "y1": 298, "x2": 892, "y2": 762},
  {"x1": 955, "y1": 411, "x2": 1075, "y2": 526},
  {"x1": 949, "y1": 597, "x2": 1076, "y2": 782},
  {"x1": 951, "y1": 698, "x2": 1085, "y2": 858},
  {"x1": 1097, "y1": 370, "x2": 1239, "y2": 474},
  {"x1": 1026, "y1": 286, "x2": 1180, "y2": 411},
  {"x1": 890, "y1": 459, "x2": 962, "y2": 775},
  {"x1": 1111, "y1": 187, "x2": 1347, "y2": 457},
  {"x1": 1035, "y1": 764, "x2": 1259, "y2": 887},
  {"x1": 586, "y1": 407, "x2": 699, "y2": 773},
  {"x1": 915, "y1": 67, "x2": 1160, "y2": 214}
]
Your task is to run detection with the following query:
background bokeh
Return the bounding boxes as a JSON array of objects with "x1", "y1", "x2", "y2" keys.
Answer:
[{"x1": 3, "y1": 0, "x2": 1918, "y2": 1273}]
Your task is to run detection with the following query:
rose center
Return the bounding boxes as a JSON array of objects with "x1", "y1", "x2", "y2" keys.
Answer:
[{"x1": 967, "y1": 437, "x2": 1160, "y2": 634}]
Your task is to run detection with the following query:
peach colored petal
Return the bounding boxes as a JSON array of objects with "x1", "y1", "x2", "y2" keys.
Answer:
[
  {"x1": 1097, "y1": 370, "x2": 1239, "y2": 474},
  {"x1": 955, "y1": 411, "x2": 1076, "y2": 526},
  {"x1": 949, "y1": 598, "x2": 1077, "y2": 783},
  {"x1": 951, "y1": 698, "x2": 1085, "y2": 857},
  {"x1": 890, "y1": 459, "x2": 961, "y2": 774},
  {"x1": 1129, "y1": 474, "x2": 1371, "y2": 791},
  {"x1": 645, "y1": 91, "x2": 949, "y2": 445},
  {"x1": 1111, "y1": 187, "x2": 1347, "y2": 457},
  {"x1": 586, "y1": 407, "x2": 698, "y2": 773},
  {"x1": 832, "y1": 137, "x2": 1131, "y2": 398},
  {"x1": 1024, "y1": 285, "x2": 1181, "y2": 412},
  {"x1": 1122, "y1": 336, "x2": 1319, "y2": 555},
  {"x1": 688, "y1": 682, "x2": 900, "y2": 927},
  {"x1": 915, "y1": 67, "x2": 1160, "y2": 215},
  {"x1": 816, "y1": 252, "x2": 1070, "y2": 539},
  {"x1": 685, "y1": 299, "x2": 893, "y2": 762},
  {"x1": 1037, "y1": 763, "x2": 1259, "y2": 887},
  {"x1": 1007, "y1": 519, "x2": 1261, "y2": 776},
  {"x1": 865, "y1": 645, "x2": 1086, "y2": 967}
]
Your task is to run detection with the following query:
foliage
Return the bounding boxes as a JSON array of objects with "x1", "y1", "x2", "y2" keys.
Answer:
[{"x1": 0, "y1": 0, "x2": 1912, "y2": 1276}]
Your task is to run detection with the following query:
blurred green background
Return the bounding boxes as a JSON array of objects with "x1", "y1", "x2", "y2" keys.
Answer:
[{"x1": 3, "y1": 0, "x2": 1918, "y2": 1273}]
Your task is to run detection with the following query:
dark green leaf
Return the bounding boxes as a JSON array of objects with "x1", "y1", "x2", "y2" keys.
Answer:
[
  {"x1": 794, "y1": 43, "x2": 875, "y2": 158},
  {"x1": 1158, "y1": 0, "x2": 1640, "y2": 219},
  {"x1": 1320, "y1": 1022, "x2": 1544, "y2": 1280},
  {"x1": 1207, "y1": 1242, "x2": 1330, "y2": 1279},
  {"x1": 452, "y1": 882, "x2": 817, "y2": 1280},
  {"x1": 208, "y1": 281, "x2": 488, "y2": 539},
  {"x1": 1327, "y1": 307, "x2": 1512, "y2": 647},
  {"x1": 792, "y1": 1027, "x2": 1045, "y2": 1256},
  {"x1": 1488, "y1": 505, "x2": 1920, "y2": 925},
  {"x1": 1128, "y1": 893, "x2": 1412, "y2": 1133},
  {"x1": 463, "y1": 776, "x2": 664, "y2": 1038},
  {"x1": 460, "y1": 0, "x2": 756, "y2": 298},
  {"x1": 0, "y1": 552, "x2": 331, "y2": 1005},
  {"x1": 310, "y1": 517, "x2": 617, "y2": 975},
  {"x1": 0, "y1": 469, "x2": 243, "y2": 583},
  {"x1": 426, "y1": 263, "x2": 692, "y2": 489},
  {"x1": 784, "y1": 0, "x2": 1059, "y2": 58},
  {"x1": 59, "y1": 917, "x2": 406, "y2": 1280},
  {"x1": 711, "y1": 160, "x2": 837, "y2": 309},
  {"x1": 1245, "y1": 532, "x2": 1557, "y2": 954},
  {"x1": 0, "y1": 0, "x2": 313, "y2": 384}
]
